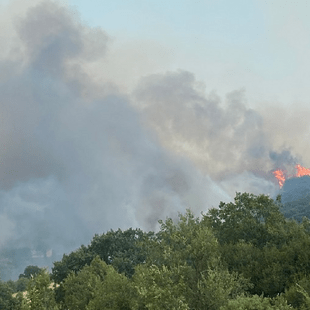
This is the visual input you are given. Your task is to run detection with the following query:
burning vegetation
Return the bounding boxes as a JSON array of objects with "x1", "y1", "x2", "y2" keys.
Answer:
[{"x1": 273, "y1": 164, "x2": 310, "y2": 188}]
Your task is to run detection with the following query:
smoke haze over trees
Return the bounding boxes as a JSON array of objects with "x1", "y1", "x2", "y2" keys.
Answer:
[
  {"x1": 3, "y1": 192, "x2": 310, "y2": 309},
  {"x1": 0, "y1": 0, "x2": 309, "y2": 280}
]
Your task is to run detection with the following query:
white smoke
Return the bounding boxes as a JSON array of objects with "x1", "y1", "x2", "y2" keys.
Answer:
[{"x1": 0, "y1": 0, "x2": 303, "y2": 280}]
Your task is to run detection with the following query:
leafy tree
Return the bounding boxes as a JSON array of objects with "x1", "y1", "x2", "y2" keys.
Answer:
[
  {"x1": 63, "y1": 268, "x2": 101, "y2": 310},
  {"x1": 19, "y1": 266, "x2": 43, "y2": 280},
  {"x1": 133, "y1": 264, "x2": 188, "y2": 310},
  {"x1": 15, "y1": 278, "x2": 29, "y2": 292},
  {"x1": 12, "y1": 292, "x2": 24, "y2": 310},
  {"x1": 280, "y1": 175, "x2": 310, "y2": 223},
  {"x1": 86, "y1": 258, "x2": 134, "y2": 310},
  {"x1": 52, "y1": 245, "x2": 94, "y2": 285},
  {"x1": 140, "y1": 210, "x2": 250, "y2": 309},
  {"x1": 196, "y1": 267, "x2": 252, "y2": 310},
  {"x1": 295, "y1": 283, "x2": 310, "y2": 310},
  {"x1": 221, "y1": 241, "x2": 291, "y2": 297},
  {"x1": 5, "y1": 280, "x2": 17, "y2": 293},
  {"x1": 0, "y1": 280, "x2": 21, "y2": 310},
  {"x1": 219, "y1": 294, "x2": 292, "y2": 310},
  {"x1": 281, "y1": 275, "x2": 310, "y2": 309},
  {"x1": 52, "y1": 245, "x2": 94, "y2": 305},
  {"x1": 22, "y1": 269, "x2": 58, "y2": 310},
  {"x1": 145, "y1": 210, "x2": 219, "y2": 272},
  {"x1": 204, "y1": 192, "x2": 310, "y2": 298},
  {"x1": 87, "y1": 228, "x2": 151, "y2": 277},
  {"x1": 44, "y1": 192, "x2": 310, "y2": 309},
  {"x1": 63, "y1": 256, "x2": 133, "y2": 310},
  {"x1": 52, "y1": 228, "x2": 151, "y2": 285},
  {"x1": 52, "y1": 228, "x2": 152, "y2": 305},
  {"x1": 282, "y1": 197, "x2": 310, "y2": 223},
  {"x1": 205, "y1": 192, "x2": 286, "y2": 248}
]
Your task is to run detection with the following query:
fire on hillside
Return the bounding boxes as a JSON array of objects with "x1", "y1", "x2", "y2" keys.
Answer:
[{"x1": 273, "y1": 164, "x2": 310, "y2": 188}]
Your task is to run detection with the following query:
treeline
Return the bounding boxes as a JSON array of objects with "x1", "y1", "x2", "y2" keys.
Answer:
[{"x1": 3, "y1": 192, "x2": 310, "y2": 309}]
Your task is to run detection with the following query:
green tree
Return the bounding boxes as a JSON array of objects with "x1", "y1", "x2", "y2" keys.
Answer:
[
  {"x1": 21, "y1": 269, "x2": 58, "y2": 310},
  {"x1": 86, "y1": 258, "x2": 134, "y2": 310},
  {"x1": 19, "y1": 266, "x2": 43, "y2": 280},
  {"x1": 15, "y1": 278, "x2": 29, "y2": 292},
  {"x1": 133, "y1": 264, "x2": 188, "y2": 310},
  {"x1": 52, "y1": 245, "x2": 94, "y2": 305},
  {"x1": 140, "y1": 210, "x2": 250, "y2": 309},
  {"x1": 295, "y1": 283, "x2": 310, "y2": 310},
  {"x1": 52, "y1": 228, "x2": 152, "y2": 305},
  {"x1": 205, "y1": 192, "x2": 286, "y2": 248},
  {"x1": 145, "y1": 210, "x2": 219, "y2": 272},
  {"x1": 205, "y1": 192, "x2": 310, "y2": 298},
  {"x1": 52, "y1": 245, "x2": 94, "y2": 285},
  {"x1": 224, "y1": 219, "x2": 310, "y2": 297},
  {"x1": 219, "y1": 294, "x2": 292, "y2": 310},
  {"x1": 88, "y1": 228, "x2": 151, "y2": 277},
  {"x1": 196, "y1": 267, "x2": 251, "y2": 310},
  {"x1": 0, "y1": 280, "x2": 21, "y2": 310},
  {"x1": 63, "y1": 256, "x2": 134, "y2": 310},
  {"x1": 5, "y1": 280, "x2": 17, "y2": 293},
  {"x1": 52, "y1": 228, "x2": 151, "y2": 285},
  {"x1": 281, "y1": 274, "x2": 310, "y2": 310}
]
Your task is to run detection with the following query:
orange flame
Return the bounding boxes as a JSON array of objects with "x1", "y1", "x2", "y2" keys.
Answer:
[
  {"x1": 273, "y1": 164, "x2": 310, "y2": 188},
  {"x1": 295, "y1": 164, "x2": 310, "y2": 177},
  {"x1": 273, "y1": 169, "x2": 286, "y2": 188}
]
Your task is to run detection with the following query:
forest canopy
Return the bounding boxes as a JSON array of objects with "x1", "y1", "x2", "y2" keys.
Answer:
[{"x1": 2, "y1": 192, "x2": 310, "y2": 309}]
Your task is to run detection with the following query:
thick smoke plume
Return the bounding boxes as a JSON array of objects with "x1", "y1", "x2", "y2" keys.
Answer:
[{"x1": 0, "y1": 0, "x2": 306, "y2": 279}]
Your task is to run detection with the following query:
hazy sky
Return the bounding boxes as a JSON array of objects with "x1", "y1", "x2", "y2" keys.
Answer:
[
  {"x1": 64, "y1": 0, "x2": 310, "y2": 106},
  {"x1": 0, "y1": 0, "x2": 310, "y2": 279}
]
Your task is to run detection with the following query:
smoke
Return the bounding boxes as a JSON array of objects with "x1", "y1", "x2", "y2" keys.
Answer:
[
  {"x1": 132, "y1": 71, "x2": 295, "y2": 197},
  {"x1": 0, "y1": 0, "x2": 305, "y2": 279}
]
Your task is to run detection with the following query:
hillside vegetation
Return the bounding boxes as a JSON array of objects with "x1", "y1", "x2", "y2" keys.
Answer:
[{"x1": 2, "y1": 192, "x2": 310, "y2": 309}]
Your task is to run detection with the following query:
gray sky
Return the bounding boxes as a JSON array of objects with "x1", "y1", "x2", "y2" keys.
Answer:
[{"x1": 0, "y1": 0, "x2": 309, "y2": 279}]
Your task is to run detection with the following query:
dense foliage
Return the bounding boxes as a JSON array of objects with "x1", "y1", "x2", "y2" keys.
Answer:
[
  {"x1": 3, "y1": 192, "x2": 310, "y2": 309},
  {"x1": 282, "y1": 196, "x2": 310, "y2": 223}
]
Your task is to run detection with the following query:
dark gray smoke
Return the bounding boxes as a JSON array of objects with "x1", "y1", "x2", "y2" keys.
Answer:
[{"x1": 0, "y1": 0, "x2": 302, "y2": 280}]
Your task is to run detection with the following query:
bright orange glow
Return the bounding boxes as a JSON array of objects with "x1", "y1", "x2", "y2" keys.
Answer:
[
  {"x1": 295, "y1": 164, "x2": 310, "y2": 177},
  {"x1": 272, "y1": 169, "x2": 286, "y2": 188},
  {"x1": 273, "y1": 164, "x2": 310, "y2": 188}
]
